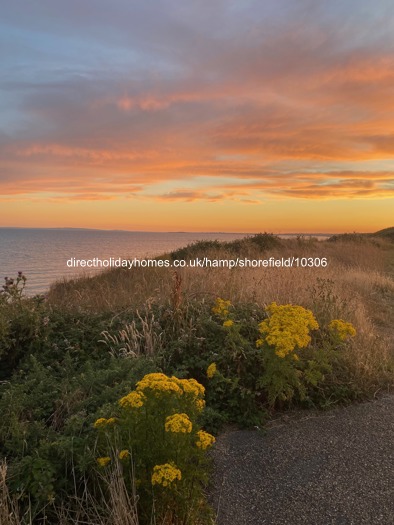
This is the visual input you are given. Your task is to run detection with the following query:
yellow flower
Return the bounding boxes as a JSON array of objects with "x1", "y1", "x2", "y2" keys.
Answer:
[
  {"x1": 93, "y1": 417, "x2": 117, "y2": 428},
  {"x1": 93, "y1": 418, "x2": 108, "y2": 429},
  {"x1": 119, "y1": 391, "x2": 146, "y2": 408},
  {"x1": 223, "y1": 320, "x2": 234, "y2": 327},
  {"x1": 96, "y1": 456, "x2": 111, "y2": 467},
  {"x1": 206, "y1": 363, "x2": 217, "y2": 379},
  {"x1": 196, "y1": 430, "x2": 216, "y2": 450},
  {"x1": 136, "y1": 373, "x2": 183, "y2": 396},
  {"x1": 151, "y1": 463, "x2": 182, "y2": 487},
  {"x1": 195, "y1": 398, "x2": 206, "y2": 412},
  {"x1": 328, "y1": 319, "x2": 356, "y2": 341},
  {"x1": 119, "y1": 449, "x2": 129, "y2": 460},
  {"x1": 139, "y1": 372, "x2": 168, "y2": 382},
  {"x1": 257, "y1": 302, "x2": 319, "y2": 358},
  {"x1": 212, "y1": 298, "x2": 232, "y2": 319},
  {"x1": 174, "y1": 377, "x2": 205, "y2": 398},
  {"x1": 165, "y1": 413, "x2": 193, "y2": 433}
]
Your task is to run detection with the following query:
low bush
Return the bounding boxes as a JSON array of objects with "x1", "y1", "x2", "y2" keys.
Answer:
[
  {"x1": 93, "y1": 373, "x2": 214, "y2": 524},
  {"x1": 0, "y1": 274, "x2": 48, "y2": 379},
  {"x1": 1, "y1": 237, "x2": 393, "y2": 524}
]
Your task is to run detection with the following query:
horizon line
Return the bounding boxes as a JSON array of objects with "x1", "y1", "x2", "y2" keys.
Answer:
[{"x1": 0, "y1": 226, "x2": 375, "y2": 236}]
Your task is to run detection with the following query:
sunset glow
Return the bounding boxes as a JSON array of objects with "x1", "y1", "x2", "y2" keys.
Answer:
[{"x1": 1, "y1": 0, "x2": 394, "y2": 232}]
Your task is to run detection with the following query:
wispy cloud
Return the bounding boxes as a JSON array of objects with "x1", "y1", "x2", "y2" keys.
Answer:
[{"x1": 1, "y1": 0, "x2": 393, "y2": 229}]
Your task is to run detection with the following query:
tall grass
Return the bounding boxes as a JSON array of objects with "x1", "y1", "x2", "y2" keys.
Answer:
[
  {"x1": 47, "y1": 237, "x2": 394, "y2": 397},
  {"x1": 47, "y1": 237, "x2": 393, "y2": 318},
  {"x1": 0, "y1": 458, "x2": 140, "y2": 525},
  {"x1": 2, "y1": 235, "x2": 393, "y2": 524},
  {"x1": 0, "y1": 460, "x2": 23, "y2": 525}
]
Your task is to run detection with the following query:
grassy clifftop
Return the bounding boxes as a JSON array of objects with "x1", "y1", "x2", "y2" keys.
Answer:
[
  {"x1": 1, "y1": 233, "x2": 393, "y2": 524},
  {"x1": 374, "y1": 226, "x2": 394, "y2": 241},
  {"x1": 327, "y1": 227, "x2": 394, "y2": 243}
]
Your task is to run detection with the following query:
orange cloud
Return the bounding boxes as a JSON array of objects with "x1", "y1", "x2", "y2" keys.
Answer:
[{"x1": 1, "y1": 0, "x2": 394, "y2": 230}]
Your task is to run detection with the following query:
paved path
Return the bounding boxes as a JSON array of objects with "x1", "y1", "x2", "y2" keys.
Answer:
[{"x1": 210, "y1": 396, "x2": 394, "y2": 525}]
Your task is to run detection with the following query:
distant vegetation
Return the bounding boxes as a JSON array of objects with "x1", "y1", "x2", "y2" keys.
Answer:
[
  {"x1": 374, "y1": 226, "x2": 394, "y2": 242},
  {"x1": 1, "y1": 231, "x2": 393, "y2": 524},
  {"x1": 169, "y1": 232, "x2": 282, "y2": 260},
  {"x1": 328, "y1": 226, "x2": 394, "y2": 243}
]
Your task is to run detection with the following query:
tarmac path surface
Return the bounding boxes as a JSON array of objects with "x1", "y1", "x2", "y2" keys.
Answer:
[{"x1": 210, "y1": 395, "x2": 394, "y2": 525}]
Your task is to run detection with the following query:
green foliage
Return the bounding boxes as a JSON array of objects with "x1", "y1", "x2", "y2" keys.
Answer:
[
  {"x1": 93, "y1": 373, "x2": 214, "y2": 524},
  {"x1": 13, "y1": 456, "x2": 57, "y2": 502},
  {"x1": 327, "y1": 232, "x2": 368, "y2": 243},
  {"x1": 169, "y1": 240, "x2": 223, "y2": 260},
  {"x1": 0, "y1": 274, "x2": 48, "y2": 378},
  {"x1": 0, "y1": 292, "x2": 157, "y2": 521},
  {"x1": 222, "y1": 233, "x2": 281, "y2": 254},
  {"x1": 151, "y1": 299, "x2": 270, "y2": 427},
  {"x1": 168, "y1": 233, "x2": 281, "y2": 261},
  {"x1": 203, "y1": 317, "x2": 269, "y2": 427},
  {"x1": 257, "y1": 344, "x2": 333, "y2": 406},
  {"x1": 245, "y1": 232, "x2": 281, "y2": 251},
  {"x1": 202, "y1": 298, "x2": 361, "y2": 413},
  {"x1": 0, "y1": 271, "x2": 388, "y2": 523}
]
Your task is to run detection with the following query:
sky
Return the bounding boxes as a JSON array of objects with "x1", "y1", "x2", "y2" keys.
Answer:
[{"x1": 1, "y1": 0, "x2": 394, "y2": 233}]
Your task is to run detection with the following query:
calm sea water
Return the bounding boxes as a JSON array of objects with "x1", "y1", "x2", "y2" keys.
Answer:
[{"x1": 0, "y1": 229, "x2": 330, "y2": 295}]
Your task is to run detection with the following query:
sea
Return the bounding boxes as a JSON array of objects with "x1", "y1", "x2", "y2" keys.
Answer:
[{"x1": 0, "y1": 228, "x2": 331, "y2": 295}]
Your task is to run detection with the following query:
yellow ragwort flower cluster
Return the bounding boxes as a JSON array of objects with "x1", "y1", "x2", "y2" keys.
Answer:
[
  {"x1": 93, "y1": 418, "x2": 107, "y2": 428},
  {"x1": 257, "y1": 302, "x2": 319, "y2": 358},
  {"x1": 328, "y1": 319, "x2": 356, "y2": 341},
  {"x1": 119, "y1": 391, "x2": 146, "y2": 409},
  {"x1": 136, "y1": 373, "x2": 183, "y2": 396},
  {"x1": 174, "y1": 377, "x2": 205, "y2": 398},
  {"x1": 151, "y1": 463, "x2": 182, "y2": 487},
  {"x1": 196, "y1": 430, "x2": 216, "y2": 450},
  {"x1": 135, "y1": 373, "x2": 205, "y2": 399},
  {"x1": 96, "y1": 456, "x2": 111, "y2": 467},
  {"x1": 212, "y1": 298, "x2": 232, "y2": 319},
  {"x1": 118, "y1": 374, "x2": 205, "y2": 418},
  {"x1": 223, "y1": 319, "x2": 234, "y2": 328},
  {"x1": 93, "y1": 417, "x2": 117, "y2": 428},
  {"x1": 206, "y1": 363, "x2": 217, "y2": 379},
  {"x1": 118, "y1": 449, "x2": 130, "y2": 460},
  {"x1": 165, "y1": 413, "x2": 193, "y2": 433},
  {"x1": 195, "y1": 398, "x2": 206, "y2": 412}
]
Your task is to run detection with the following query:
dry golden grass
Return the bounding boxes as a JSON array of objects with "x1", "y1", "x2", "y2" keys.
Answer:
[
  {"x1": 47, "y1": 237, "x2": 393, "y2": 321},
  {"x1": 0, "y1": 461, "x2": 24, "y2": 525},
  {"x1": 47, "y1": 237, "x2": 394, "y2": 393},
  {"x1": 55, "y1": 459, "x2": 139, "y2": 525},
  {"x1": 0, "y1": 457, "x2": 140, "y2": 525}
]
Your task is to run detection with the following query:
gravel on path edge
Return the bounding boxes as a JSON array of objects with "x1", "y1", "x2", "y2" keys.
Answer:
[{"x1": 209, "y1": 395, "x2": 394, "y2": 525}]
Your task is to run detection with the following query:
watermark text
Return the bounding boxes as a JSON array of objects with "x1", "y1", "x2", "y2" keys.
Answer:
[{"x1": 66, "y1": 256, "x2": 328, "y2": 269}]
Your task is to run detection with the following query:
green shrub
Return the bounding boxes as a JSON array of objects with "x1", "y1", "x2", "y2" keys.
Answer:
[
  {"x1": 203, "y1": 298, "x2": 359, "y2": 415},
  {"x1": 0, "y1": 349, "x2": 156, "y2": 521},
  {"x1": 0, "y1": 274, "x2": 48, "y2": 379},
  {"x1": 0, "y1": 269, "x2": 385, "y2": 524},
  {"x1": 93, "y1": 372, "x2": 214, "y2": 524},
  {"x1": 169, "y1": 240, "x2": 223, "y2": 260}
]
